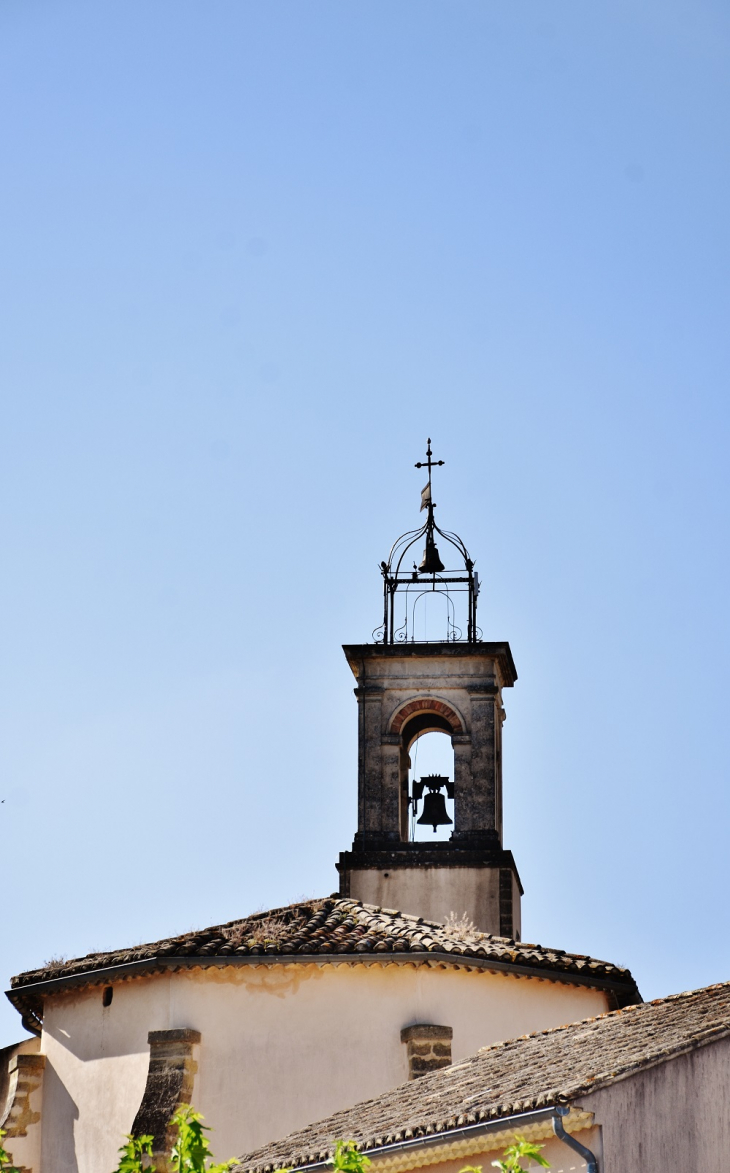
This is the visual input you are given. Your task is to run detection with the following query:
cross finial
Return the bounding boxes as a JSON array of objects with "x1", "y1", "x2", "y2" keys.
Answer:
[
  {"x1": 415, "y1": 438, "x2": 444, "y2": 478},
  {"x1": 415, "y1": 438, "x2": 444, "y2": 514}
]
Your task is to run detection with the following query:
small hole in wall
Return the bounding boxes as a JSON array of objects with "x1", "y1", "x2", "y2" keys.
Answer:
[
  {"x1": 103, "y1": 987, "x2": 113, "y2": 1008},
  {"x1": 383, "y1": 873, "x2": 389, "y2": 878}
]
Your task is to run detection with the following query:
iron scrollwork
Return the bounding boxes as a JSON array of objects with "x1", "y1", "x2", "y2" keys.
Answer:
[{"x1": 376, "y1": 440, "x2": 481, "y2": 645}]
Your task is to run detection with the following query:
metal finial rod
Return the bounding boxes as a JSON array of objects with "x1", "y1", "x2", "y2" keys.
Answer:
[{"x1": 415, "y1": 438, "x2": 444, "y2": 516}]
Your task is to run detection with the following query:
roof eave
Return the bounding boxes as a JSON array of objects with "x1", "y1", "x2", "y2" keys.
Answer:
[
  {"x1": 238, "y1": 1105, "x2": 595, "y2": 1173},
  {"x1": 7, "y1": 950, "x2": 640, "y2": 1034}
]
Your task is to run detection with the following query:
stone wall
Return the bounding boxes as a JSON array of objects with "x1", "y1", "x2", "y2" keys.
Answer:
[{"x1": 400, "y1": 1024, "x2": 452, "y2": 1079}]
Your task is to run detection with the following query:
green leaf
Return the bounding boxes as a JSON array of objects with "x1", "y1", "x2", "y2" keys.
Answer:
[
  {"x1": 484, "y1": 1138, "x2": 550, "y2": 1173},
  {"x1": 329, "y1": 1140, "x2": 372, "y2": 1173},
  {"x1": 110, "y1": 1132, "x2": 156, "y2": 1173},
  {"x1": 169, "y1": 1104, "x2": 235, "y2": 1173},
  {"x1": 0, "y1": 1126, "x2": 22, "y2": 1173}
]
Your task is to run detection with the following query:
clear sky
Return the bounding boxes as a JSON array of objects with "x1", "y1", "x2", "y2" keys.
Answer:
[{"x1": 1, "y1": 0, "x2": 729, "y2": 1046}]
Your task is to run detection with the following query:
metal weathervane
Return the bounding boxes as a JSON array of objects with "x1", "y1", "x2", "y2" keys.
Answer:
[
  {"x1": 373, "y1": 439, "x2": 481, "y2": 645},
  {"x1": 415, "y1": 437, "x2": 444, "y2": 519}
]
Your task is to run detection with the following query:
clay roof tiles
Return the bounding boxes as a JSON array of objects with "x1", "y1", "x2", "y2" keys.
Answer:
[
  {"x1": 7, "y1": 897, "x2": 639, "y2": 1033},
  {"x1": 234, "y1": 979, "x2": 730, "y2": 1173}
]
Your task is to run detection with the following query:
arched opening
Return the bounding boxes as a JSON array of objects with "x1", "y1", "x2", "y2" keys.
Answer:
[
  {"x1": 408, "y1": 731, "x2": 454, "y2": 841},
  {"x1": 399, "y1": 718, "x2": 455, "y2": 843}
]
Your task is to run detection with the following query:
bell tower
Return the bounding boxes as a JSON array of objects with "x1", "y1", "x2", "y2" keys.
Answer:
[{"x1": 337, "y1": 442, "x2": 523, "y2": 938}]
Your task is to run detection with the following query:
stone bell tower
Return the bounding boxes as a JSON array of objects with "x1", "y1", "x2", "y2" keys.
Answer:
[{"x1": 337, "y1": 441, "x2": 523, "y2": 938}]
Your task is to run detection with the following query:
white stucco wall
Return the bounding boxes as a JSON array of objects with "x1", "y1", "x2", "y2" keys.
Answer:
[{"x1": 39, "y1": 960, "x2": 611, "y2": 1173}]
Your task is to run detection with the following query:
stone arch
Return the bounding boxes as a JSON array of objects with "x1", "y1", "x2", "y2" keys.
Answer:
[{"x1": 390, "y1": 697, "x2": 464, "y2": 736}]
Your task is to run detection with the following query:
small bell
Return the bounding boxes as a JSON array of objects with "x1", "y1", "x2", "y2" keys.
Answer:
[
  {"x1": 418, "y1": 532, "x2": 445, "y2": 574},
  {"x1": 417, "y1": 791, "x2": 453, "y2": 833}
]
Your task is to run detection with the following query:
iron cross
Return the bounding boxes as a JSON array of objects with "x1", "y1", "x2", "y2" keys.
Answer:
[
  {"x1": 415, "y1": 438, "x2": 444, "y2": 515},
  {"x1": 415, "y1": 438, "x2": 444, "y2": 493}
]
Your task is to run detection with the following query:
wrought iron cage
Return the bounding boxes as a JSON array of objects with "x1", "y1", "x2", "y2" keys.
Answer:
[{"x1": 372, "y1": 440, "x2": 481, "y2": 645}]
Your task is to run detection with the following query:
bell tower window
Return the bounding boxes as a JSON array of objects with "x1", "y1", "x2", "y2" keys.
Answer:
[{"x1": 405, "y1": 730, "x2": 455, "y2": 842}]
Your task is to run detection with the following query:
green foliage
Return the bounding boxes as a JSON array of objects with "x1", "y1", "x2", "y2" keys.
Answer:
[
  {"x1": 112, "y1": 1133, "x2": 156, "y2": 1173},
  {"x1": 488, "y1": 1137, "x2": 550, "y2": 1173},
  {"x1": 170, "y1": 1104, "x2": 236, "y2": 1173},
  {"x1": 0, "y1": 1129, "x2": 21, "y2": 1173},
  {"x1": 329, "y1": 1140, "x2": 371, "y2": 1173}
]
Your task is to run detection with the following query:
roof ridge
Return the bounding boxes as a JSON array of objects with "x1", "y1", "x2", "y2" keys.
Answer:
[
  {"x1": 549, "y1": 1019, "x2": 730, "y2": 1104},
  {"x1": 472, "y1": 976, "x2": 730, "y2": 1056}
]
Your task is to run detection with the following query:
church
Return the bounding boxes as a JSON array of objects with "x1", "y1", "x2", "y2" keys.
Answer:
[{"x1": 2, "y1": 443, "x2": 645, "y2": 1172}]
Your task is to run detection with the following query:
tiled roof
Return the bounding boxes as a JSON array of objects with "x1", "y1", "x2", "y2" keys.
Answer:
[
  {"x1": 235, "y1": 979, "x2": 730, "y2": 1173},
  {"x1": 7, "y1": 897, "x2": 639, "y2": 1032}
]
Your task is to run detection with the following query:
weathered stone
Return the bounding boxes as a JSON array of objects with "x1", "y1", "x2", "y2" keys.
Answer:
[
  {"x1": 400, "y1": 1023, "x2": 452, "y2": 1079},
  {"x1": 132, "y1": 1029, "x2": 201, "y2": 1173},
  {"x1": 338, "y1": 644, "x2": 522, "y2": 936},
  {"x1": 0, "y1": 1053, "x2": 45, "y2": 1139}
]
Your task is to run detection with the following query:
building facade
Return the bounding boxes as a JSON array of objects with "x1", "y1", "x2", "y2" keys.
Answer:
[{"x1": 2, "y1": 446, "x2": 643, "y2": 1171}]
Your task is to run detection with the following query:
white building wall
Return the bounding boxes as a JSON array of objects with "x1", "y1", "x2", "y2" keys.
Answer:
[{"x1": 39, "y1": 960, "x2": 611, "y2": 1173}]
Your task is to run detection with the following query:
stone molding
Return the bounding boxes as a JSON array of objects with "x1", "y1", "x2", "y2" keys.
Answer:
[
  {"x1": 132, "y1": 1028, "x2": 201, "y2": 1172},
  {"x1": 390, "y1": 698, "x2": 463, "y2": 735},
  {"x1": 342, "y1": 642, "x2": 518, "y2": 690},
  {"x1": 338, "y1": 843, "x2": 516, "y2": 869},
  {"x1": 400, "y1": 1023, "x2": 453, "y2": 1080}
]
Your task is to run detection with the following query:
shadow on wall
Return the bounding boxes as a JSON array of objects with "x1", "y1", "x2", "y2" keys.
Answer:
[
  {"x1": 43, "y1": 984, "x2": 159, "y2": 1061},
  {"x1": 42, "y1": 1063, "x2": 79, "y2": 1173}
]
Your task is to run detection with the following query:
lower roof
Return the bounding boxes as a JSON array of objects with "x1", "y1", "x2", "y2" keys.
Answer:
[{"x1": 234, "y1": 978, "x2": 730, "y2": 1173}]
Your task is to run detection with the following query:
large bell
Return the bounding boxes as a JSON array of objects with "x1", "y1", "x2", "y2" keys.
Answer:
[
  {"x1": 417, "y1": 791, "x2": 453, "y2": 833},
  {"x1": 418, "y1": 532, "x2": 445, "y2": 574}
]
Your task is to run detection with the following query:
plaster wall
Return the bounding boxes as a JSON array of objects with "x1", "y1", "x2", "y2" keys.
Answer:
[
  {"x1": 39, "y1": 962, "x2": 610, "y2": 1173},
  {"x1": 349, "y1": 868, "x2": 502, "y2": 932},
  {"x1": 577, "y1": 1035, "x2": 730, "y2": 1173}
]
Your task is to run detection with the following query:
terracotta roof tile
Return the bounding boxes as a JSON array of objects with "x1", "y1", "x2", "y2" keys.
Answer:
[
  {"x1": 235, "y1": 980, "x2": 730, "y2": 1173},
  {"x1": 7, "y1": 898, "x2": 639, "y2": 1033}
]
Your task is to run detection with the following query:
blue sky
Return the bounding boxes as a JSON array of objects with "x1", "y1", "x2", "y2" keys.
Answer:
[{"x1": 1, "y1": 0, "x2": 729, "y2": 1044}]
